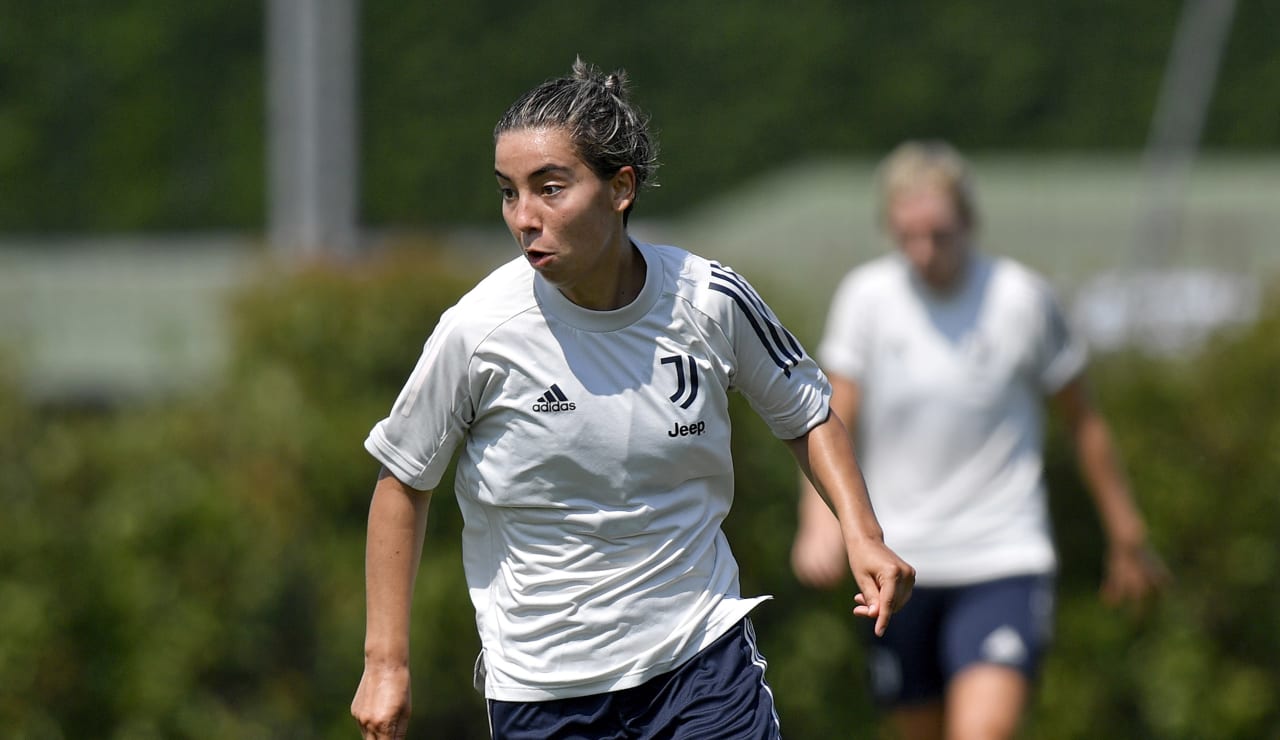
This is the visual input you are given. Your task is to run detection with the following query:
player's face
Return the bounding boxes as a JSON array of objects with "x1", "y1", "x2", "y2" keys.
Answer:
[
  {"x1": 495, "y1": 127, "x2": 636, "y2": 308},
  {"x1": 886, "y1": 185, "x2": 973, "y2": 293}
]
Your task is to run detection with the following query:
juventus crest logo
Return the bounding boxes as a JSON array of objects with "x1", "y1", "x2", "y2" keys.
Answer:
[{"x1": 661, "y1": 354, "x2": 699, "y2": 408}]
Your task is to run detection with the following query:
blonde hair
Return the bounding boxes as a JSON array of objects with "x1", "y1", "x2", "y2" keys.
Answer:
[{"x1": 876, "y1": 140, "x2": 977, "y2": 228}]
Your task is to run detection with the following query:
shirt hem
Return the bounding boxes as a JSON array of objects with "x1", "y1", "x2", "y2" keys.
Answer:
[{"x1": 482, "y1": 596, "x2": 771, "y2": 702}]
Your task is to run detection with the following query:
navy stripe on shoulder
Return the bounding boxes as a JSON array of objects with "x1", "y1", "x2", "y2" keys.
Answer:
[
  {"x1": 712, "y1": 265, "x2": 804, "y2": 359},
  {"x1": 709, "y1": 263, "x2": 804, "y2": 377}
]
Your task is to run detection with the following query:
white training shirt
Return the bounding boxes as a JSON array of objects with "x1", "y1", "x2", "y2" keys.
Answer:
[
  {"x1": 819, "y1": 252, "x2": 1087, "y2": 587},
  {"x1": 366, "y1": 241, "x2": 831, "y2": 701}
]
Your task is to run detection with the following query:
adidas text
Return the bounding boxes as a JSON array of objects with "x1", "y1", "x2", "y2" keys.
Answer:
[
  {"x1": 532, "y1": 401, "x2": 576, "y2": 413},
  {"x1": 533, "y1": 383, "x2": 574, "y2": 412}
]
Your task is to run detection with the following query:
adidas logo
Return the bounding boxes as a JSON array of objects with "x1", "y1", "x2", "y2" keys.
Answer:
[{"x1": 531, "y1": 384, "x2": 577, "y2": 413}]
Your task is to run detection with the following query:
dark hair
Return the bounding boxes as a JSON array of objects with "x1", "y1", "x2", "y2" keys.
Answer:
[{"x1": 495, "y1": 57, "x2": 660, "y2": 221}]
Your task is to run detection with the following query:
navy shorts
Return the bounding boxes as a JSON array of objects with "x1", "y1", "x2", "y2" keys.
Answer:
[
  {"x1": 864, "y1": 573, "x2": 1056, "y2": 706},
  {"x1": 487, "y1": 618, "x2": 781, "y2": 740}
]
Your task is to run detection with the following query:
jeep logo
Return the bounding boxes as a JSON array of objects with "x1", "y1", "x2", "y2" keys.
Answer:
[{"x1": 668, "y1": 420, "x2": 706, "y2": 437}]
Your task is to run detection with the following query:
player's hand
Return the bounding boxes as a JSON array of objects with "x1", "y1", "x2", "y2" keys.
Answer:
[
  {"x1": 352, "y1": 662, "x2": 412, "y2": 740},
  {"x1": 791, "y1": 516, "x2": 850, "y2": 589},
  {"x1": 847, "y1": 540, "x2": 915, "y2": 636},
  {"x1": 1101, "y1": 542, "x2": 1170, "y2": 614}
]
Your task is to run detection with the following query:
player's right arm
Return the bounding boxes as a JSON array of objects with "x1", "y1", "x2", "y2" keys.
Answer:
[
  {"x1": 352, "y1": 468, "x2": 432, "y2": 740},
  {"x1": 791, "y1": 372, "x2": 863, "y2": 589}
]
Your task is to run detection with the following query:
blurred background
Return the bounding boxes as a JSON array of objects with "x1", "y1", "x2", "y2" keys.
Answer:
[{"x1": 1, "y1": 1, "x2": 1277, "y2": 737}]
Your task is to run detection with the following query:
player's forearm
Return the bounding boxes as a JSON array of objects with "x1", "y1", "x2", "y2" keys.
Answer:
[
  {"x1": 1075, "y1": 413, "x2": 1147, "y2": 549},
  {"x1": 797, "y1": 471, "x2": 840, "y2": 528},
  {"x1": 363, "y1": 472, "x2": 432, "y2": 665},
  {"x1": 790, "y1": 415, "x2": 884, "y2": 544}
]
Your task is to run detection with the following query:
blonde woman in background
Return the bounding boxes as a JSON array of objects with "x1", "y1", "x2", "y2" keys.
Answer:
[{"x1": 792, "y1": 140, "x2": 1168, "y2": 739}]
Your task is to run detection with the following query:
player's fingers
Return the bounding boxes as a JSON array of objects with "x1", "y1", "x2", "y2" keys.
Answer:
[
  {"x1": 851, "y1": 591, "x2": 876, "y2": 620},
  {"x1": 850, "y1": 572, "x2": 884, "y2": 623},
  {"x1": 356, "y1": 714, "x2": 405, "y2": 740},
  {"x1": 874, "y1": 579, "x2": 902, "y2": 636},
  {"x1": 1103, "y1": 569, "x2": 1148, "y2": 603}
]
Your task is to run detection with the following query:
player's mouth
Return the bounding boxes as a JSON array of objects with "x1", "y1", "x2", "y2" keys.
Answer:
[{"x1": 524, "y1": 248, "x2": 555, "y2": 269}]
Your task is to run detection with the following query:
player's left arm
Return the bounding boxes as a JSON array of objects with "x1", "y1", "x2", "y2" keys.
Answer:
[
  {"x1": 1050, "y1": 375, "x2": 1171, "y2": 609},
  {"x1": 791, "y1": 372, "x2": 862, "y2": 590},
  {"x1": 786, "y1": 413, "x2": 915, "y2": 636}
]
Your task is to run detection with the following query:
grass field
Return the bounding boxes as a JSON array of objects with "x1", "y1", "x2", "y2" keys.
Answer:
[{"x1": 2, "y1": 154, "x2": 1278, "y2": 400}]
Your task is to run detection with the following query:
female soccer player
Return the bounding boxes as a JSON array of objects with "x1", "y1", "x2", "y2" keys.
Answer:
[
  {"x1": 791, "y1": 140, "x2": 1169, "y2": 739},
  {"x1": 351, "y1": 58, "x2": 915, "y2": 740}
]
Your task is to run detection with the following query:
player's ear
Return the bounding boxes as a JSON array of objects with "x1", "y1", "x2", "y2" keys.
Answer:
[{"x1": 610, "y1": 166, "x2": 637, "y2": 214}]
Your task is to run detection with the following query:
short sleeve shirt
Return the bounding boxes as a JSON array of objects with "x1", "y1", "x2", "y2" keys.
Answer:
[
  {"x1": 819, "y1": 252, "x2": 1086, "y2": 586},
  {"x1": 366, "y1": 241, "x2": 831, "y2": 700}
]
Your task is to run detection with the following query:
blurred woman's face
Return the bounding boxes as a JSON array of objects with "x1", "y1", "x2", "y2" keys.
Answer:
[{"x1": 886, "y1": 184, "x2": 973, "y2": 293}]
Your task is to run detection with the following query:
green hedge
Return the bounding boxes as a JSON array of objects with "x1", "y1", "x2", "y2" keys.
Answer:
[
  {"x1": 5, "y1": 3, "x2": 1280, "y2": 230},
  {"x1": 1036, "y1": 297, "x2": 1280, "y2": 737},
  {"x1": 1, "y1": 249, "x2": 1277, "y2": 738}
]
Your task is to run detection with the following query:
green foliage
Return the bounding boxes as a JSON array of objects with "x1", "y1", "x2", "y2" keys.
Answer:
[
  {"x1": 0, "y1": 1, "x2": 264, "y2": 232},
  {"x1": 2, "y1": 254, "x2": 1278, "y2": 737},
  {"x1": 0, "y1": 247, "x2": 487, "y2": 738},
  {"x1": 4, "y1": 2, "x2": 1280, "y2": 231},
  {"x1": 1036, "y1": 286, "x2": 1280, "y2": 738}
]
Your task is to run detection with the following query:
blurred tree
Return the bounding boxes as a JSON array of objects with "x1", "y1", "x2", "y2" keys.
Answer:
[
  {"x1": 0, "y1": 1, "x2": 263, "y2": 232},
  {"x1": 1, "y1": 1, "x2": 1277, "y2": 232}
]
